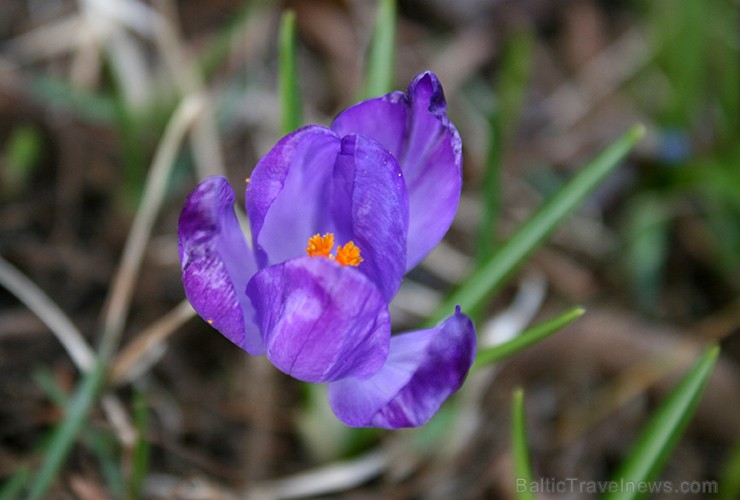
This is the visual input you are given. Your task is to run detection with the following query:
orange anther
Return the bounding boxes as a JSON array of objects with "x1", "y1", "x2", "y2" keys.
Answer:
[
  {"x1": 335, "y1": 241, "x2": 363, "y2": 267},
  {"x1": 306, "y1": 233, "x2": 335, "y2": 258},
  {"x1": 305, "y1": 233, "x2": 362, "y2": 267}
]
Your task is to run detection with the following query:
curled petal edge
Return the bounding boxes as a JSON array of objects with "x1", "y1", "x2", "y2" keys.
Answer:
[
  {"x1": 178, "y1": 176, "x2": 264, "y2": 355},
  {"x1": 331, "y1": 71, "x2": 462, "y2": 270},
  {"x1": 328, "y1": 306, "x2": 476, "y2": 429}
]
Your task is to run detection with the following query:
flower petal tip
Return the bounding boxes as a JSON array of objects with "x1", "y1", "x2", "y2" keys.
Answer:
[
  {"x1": 178, "y1": 176, "x2": 264, "y2": 355},
  {"x1": 328, "y1": 309, "x2": 476, "y2": 429}
]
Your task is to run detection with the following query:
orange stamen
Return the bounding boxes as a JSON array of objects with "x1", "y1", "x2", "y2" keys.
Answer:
[
  {"x1": 306, "y1": 233, "x2": 335, "y2": 258},
  {"x1": 305, "y1": 233, "x2": 362, "y2": 267},
  {"x1": 335, "y1": 241, "x2": 363, "y2": 267}
]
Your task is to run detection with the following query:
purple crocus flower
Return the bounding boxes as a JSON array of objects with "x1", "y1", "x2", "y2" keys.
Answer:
[{"x1": 178, "y1": 72, "x2": 476, "y2": 429}]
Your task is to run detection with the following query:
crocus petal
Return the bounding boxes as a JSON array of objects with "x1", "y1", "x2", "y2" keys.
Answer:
[
  {"x1": 178, "y1": 177, "x2": 264, "y2": 355},
  {"x1": 247, "y1": 126, "x2": 408, "y2": 301},
  {"x1": 327, "y1": 306, "x2": 476, "y2": 429},
  {"x1": 246, "y1": 125, "x2": 341, "y2": 267},
  {"x1": 331, "y1": 135, "x2": 408, "y2": 302},
  {"x1": 331, "y1": 71, "x2": 463, "y2": 270},
  {"x1": 246, "y1": 256, "x2": 390, "y2": 383}
]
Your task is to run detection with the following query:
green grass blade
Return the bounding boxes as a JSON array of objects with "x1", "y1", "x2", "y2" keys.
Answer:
[
  {"x1": 706, "y1": 0, "x2": 739, "y2": 143},
  {"x1": 476, "y1": 29, "x2": 534, "y2": 264},
  {"x1": 110, "y1": 68, "x2": 149, "y2": 205},
  {"x1": 362, "y1": 0, "x2": 396, "y2": 98},
  {"x1": 475, "y1": 104, "x2": 503, "y2": 264},
  {"x1": 27, "y1": 360, "x2": 108, "y2": 500},
  {"x1": 429, "y1": 124, "x2": 644, "y2": 325},
  {"x1": 30, "y1": 369, "x2": 124, "y2": 497},
  {"x1": 623, "y1": 195, "x2": 670, "y2": 314},
  {"x1": 719, "y1": 438, "x2": 740, "y2": 500},
  {"x1": 197, "y1": 3, "x2": 263, "y2": 81},
  {"x1": 512, "y1": 389, "x2": 535, "y2": 500},
  {"x1": 128, "y1": 390, "x2": 150, "y2": 499},
  {"x1": 2, "y1": 125, "x2": 42, "y2": 196},
  {"x1": 84, "y1": 429, "x2": 125, "y2": 498},
  {"x1": 472, "y1": 307, "x2": 584, "y2": 370},
  {"x1": 29, "y1": 76, "x2": 117, "y2": 124},
  {"x1": 497, "y1": 28, "x2": 535, "y2": 138},
  {"x1": 648, "y1": 0, "x2": 705, "y2": 127},
  {"x1": 32, "y1": 368, "x2": 71, "y2": 408},
  {"x1": 604, "y1": 344, "x2": 720, "y2": 500},
  {"x1": 279, "y1": 10, "x2": 302, "y2": 135},
  {"x1": 0, "y1": 466, "x2": 31, "y2": 500}
]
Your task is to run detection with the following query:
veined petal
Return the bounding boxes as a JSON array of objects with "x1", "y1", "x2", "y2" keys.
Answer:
[
  {"x1": 331, "y1": 135, "x2": 408, "y2": 302},
  {"x1": 247, "y1": 126, "x2": 408, "y2": 301},
  {"x1": 178, "y1": 177, "x2": 264, "y2": 355},
  {"x1": 328, "y1": 306, "x2": 476, "y2": 429},
  {"x1": 246, "y1": 125, "x2": 341, "y2": 267},
  {"x1": 331, "y1": 92, "x2": 407, "y2": 157},
  {"x1": 331, "y1": 71, "x2": 463, "y2": 270},
  {"x1": 246, "y1": 256, "x2": 390, "y2": 383}
]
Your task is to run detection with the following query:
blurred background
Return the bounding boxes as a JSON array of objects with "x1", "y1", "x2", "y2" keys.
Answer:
[{"x1": 0, "y1": 0, "x2": 738, "y2": 498}]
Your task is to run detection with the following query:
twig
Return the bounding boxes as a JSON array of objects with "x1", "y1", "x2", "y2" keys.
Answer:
[
  {"x1": 0, "y1": 256, "x2": 138, "y2": 462},
  {"x1": 102, "y1": 395, "x2": 137, "y2": 447},
  {"x1": 0, "y1": 255, "x2": 95, "y2": 371},
  {"x1": 247, "y1": 448, "x2": 388, "y2": 500},
  {"x1": 6, "y1": 14, "x2": 84, "y2": 62},
  {"x1": 98, "y1": 93, "x2": 204, "y2": 360},
  {"x1": 153, "y1": 0, "x2": 227, "y2": 179},
  {"x1": 109, "y1": 299, "x2": 196, "y2": 385},
  {"x1": 479, "y1": 272, "x2": 547, "y2": 347},
  {"x1": 22, "y1": 94, "x2": 204, "y2": 498},
  {"x1": 78, "y1": 0, "x2": 163, "y2": 37}
]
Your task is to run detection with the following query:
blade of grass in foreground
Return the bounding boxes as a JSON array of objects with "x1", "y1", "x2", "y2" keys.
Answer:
[
  {"x1": 0, "y1": 466, "x2": 30, "y2": 500},
  {"x1": 279, "y1": 10, "x2": 302, "y2": 135},
  {"x1": 475, "y1": 104, "x2": 503, "y2": 264},
  {"x1": 429, "y1": 124, "x2": 645, "y2": 325},
  {"x1": 27, "y1": 93, "x2": 201, "y2": 500},
  {"x1": 128, "y1": 390, "x2": 151, "y2": 499},
  {"x1": 27, "y1": 359, "x2": 108, "y2": 499},
  {"x1": 604, "y1": 344, "x2": 720, "y2": 500},
  {"x1": 512, "y1": 389, "x2": 535, "y2": 500},
  {"x1": 718, "y1": 438, "x2": 740, "y2": 500},
  {"x1": 472, "y1": 307, "x2": 584, "y2": 370},
  {"x1": 31, "y1": 367, "x2": 124, "y2": 496},
  {"x1": 362, "y1": 0, "x2": 396, "y2": 99}
]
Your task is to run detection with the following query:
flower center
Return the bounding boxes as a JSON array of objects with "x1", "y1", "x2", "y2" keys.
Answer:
[{"x1": 306, "y1": 233, "x2": 363, "y2": 267}]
